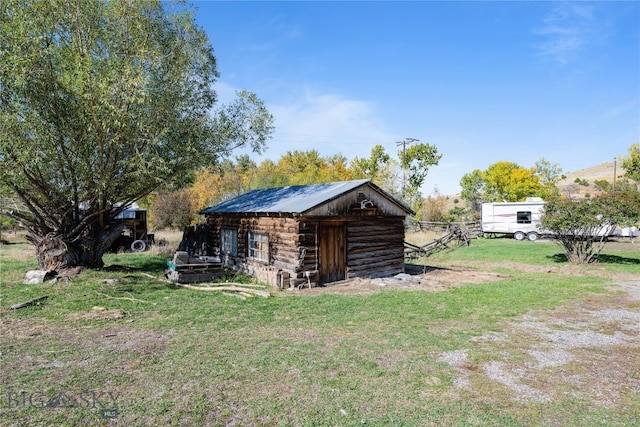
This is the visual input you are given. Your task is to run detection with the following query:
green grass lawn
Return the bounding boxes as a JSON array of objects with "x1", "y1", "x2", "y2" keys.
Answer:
[{"x1": 1, "y1": 237, "x2": 639, "y2": 426}]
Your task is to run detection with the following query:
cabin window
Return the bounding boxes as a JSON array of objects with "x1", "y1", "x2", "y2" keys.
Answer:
[
  {"x1": 517, "y1": 211, "x2": 532, "y2": 224},
  {"x1": 220, "y1": 228, "x2": 238, "y2": 256},
  {"x1": 248, "y1": 232, "x2": 269, "y2": 262}
]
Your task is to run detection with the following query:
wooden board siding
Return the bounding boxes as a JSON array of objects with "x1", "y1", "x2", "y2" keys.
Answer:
[
  {"x1": 303, "y1": 186, "x2": 409, "y2": 217},
  {"x1": 319, "y1": 222, "x2": 346, "y2": 284}
]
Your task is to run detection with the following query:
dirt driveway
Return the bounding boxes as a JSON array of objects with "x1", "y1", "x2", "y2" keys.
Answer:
[{"x1": 293, "y1": 261, "x2": 639, "y2": 410}]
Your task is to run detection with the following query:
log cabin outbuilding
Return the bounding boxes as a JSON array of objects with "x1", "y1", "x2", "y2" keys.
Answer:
[{"x1": 200, "y1": 179, "x2": 414, "y2": 288}]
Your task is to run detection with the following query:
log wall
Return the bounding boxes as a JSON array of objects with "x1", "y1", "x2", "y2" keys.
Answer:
[
  {"x1": 346, "y1": 217, "x2": 406, "y2": 279},
  {"x1": 205, "y1": 214, "x2": 311, "y2": 288},
  {"x1": 204, "y1": 214, "x2": 406, "y2": 288}
]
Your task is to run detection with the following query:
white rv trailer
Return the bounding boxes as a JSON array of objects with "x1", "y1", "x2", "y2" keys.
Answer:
[
  {"x1": 481, "y1": 198, "x2": 546, "y2": 241},
  {"x1": 481, "y1": 198, "x2": 620, "y2": 240}
]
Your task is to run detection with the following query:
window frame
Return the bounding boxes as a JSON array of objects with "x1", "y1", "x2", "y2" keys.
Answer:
[
  {"x1": 220, "y1": 228, "x2": 238, "y2": 257},
  {"x1": 516, "y1": 211, "x2": 532, "y2": 224},
  {"x1": 248, "y1": 231, "x2": 269, "y2": 263}
]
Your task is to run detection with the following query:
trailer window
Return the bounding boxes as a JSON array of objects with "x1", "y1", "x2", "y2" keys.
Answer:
[
  {"x1": 517, "y1": 211, "x2": 532, "y2": 224},
  {"x1": 248, "y1": 232, "x2": 269, "y2": 262},
  {"x1": 221, "y1": 228, "x2": 237, "y2": 256}
]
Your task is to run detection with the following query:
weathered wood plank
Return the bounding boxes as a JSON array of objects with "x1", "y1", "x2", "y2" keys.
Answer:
[{"x1": 9, "y1": 296, "x2": 49, "y2": 310}]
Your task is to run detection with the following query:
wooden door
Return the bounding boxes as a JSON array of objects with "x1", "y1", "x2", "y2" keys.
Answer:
[{"x1": 319, "y1": 222, "x2": 346, "y2": 284}]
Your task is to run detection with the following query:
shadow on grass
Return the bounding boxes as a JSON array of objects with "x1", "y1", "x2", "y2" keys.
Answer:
[
  {"x1": 548, "y1": 254, "x2": 569, "y2": 263},
  {"x1": 102, "y1": 257, "x2": 169, "y2": 273},
  {"x1": 548, "y1": 253, "x2": 640, "y2": 265},
  {"x1": 404, "y1": 263, "x2": 454, "y2": 275},
  {"x1": 596, "y1": 254, "x2": 640, "y2": 265},
  {"x1": 480, "y1": 233, "x2": 514, "y2": 240}
]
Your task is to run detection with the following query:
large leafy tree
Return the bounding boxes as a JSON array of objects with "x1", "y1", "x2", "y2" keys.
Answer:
[
  {"x1": 189, "y1": 155, "x2": 259, "y2": 214},
  {"x1": 350, "y1": 144, "x2": 391, "y2": 180},
  {"x1": 350, "y1": 144, "x2": 399, "y2": 200},
  {"x1": 255, "y1": 150, "x2": 354, "y2": 187},
  {"x1": 0, "y1": 0, "x2": 274, "y2": 269},
  {"x1": 460, "y1": 158, "x2": 560, "y2": 206},
  {"x1": 400, "y1": 143, "x2": 442, "y2": 199},
  {"x1": 534, "y1": 157, "x2": 564, "y2": 200},
  {"x1": 149, "y1": 189, "x2": 196, "y2": 230},
  {"x1": 351, "y1": 142, "x2": 440, "y2": 209},
  {"x1": 459, "y1": 169, "x2": 484, "y2": 211},
  {"x1": 541, "y1": 190, "x2": 640, "y2": 264},
  {"x1": 482, "y1": 161, "x2": 541, "y2": 202}
]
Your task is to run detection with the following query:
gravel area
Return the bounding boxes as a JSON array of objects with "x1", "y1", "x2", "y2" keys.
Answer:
[{"x1": 439, "y1": 280, "x2": 640, "y2": 407}]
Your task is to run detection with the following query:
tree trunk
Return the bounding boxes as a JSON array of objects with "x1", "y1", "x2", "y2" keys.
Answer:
[{"x1": 32, "y1": 224, "x2": 127, "y2": 271}]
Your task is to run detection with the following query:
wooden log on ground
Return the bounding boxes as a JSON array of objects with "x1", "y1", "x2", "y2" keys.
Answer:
[
  {"x1": 9, "y1": 296, "x2": 49, "y2": 310},
  {"x1": 212, "y1": 282, "x2": 268, "y2": 288},
  {"x1": 176, "y1": 284, "x2": 270, "y2": 298}
]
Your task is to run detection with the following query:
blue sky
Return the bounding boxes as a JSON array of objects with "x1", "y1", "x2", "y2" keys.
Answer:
[{"x1": 193, "y1": 1, "x2": 640, "y2": 195}]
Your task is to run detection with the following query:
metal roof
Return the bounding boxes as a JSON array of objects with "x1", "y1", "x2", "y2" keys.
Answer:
[{"x1": 200, "y1": 179, "x2": 410, "y2": 215}]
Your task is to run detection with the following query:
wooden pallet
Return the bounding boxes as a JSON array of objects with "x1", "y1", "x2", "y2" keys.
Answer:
[{"x1": 165, "y1": 260, "x2": 224, "y2": 284}]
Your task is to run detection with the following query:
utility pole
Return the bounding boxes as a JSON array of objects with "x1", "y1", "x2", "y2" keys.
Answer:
[
  {"x1": 396, "y1": 137, "x2": 419, "y2": 197},
  {"x1": 613, "y1": 157, "x2": 617, "y2": 191}
]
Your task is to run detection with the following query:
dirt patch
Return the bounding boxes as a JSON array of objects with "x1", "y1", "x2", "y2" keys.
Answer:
[
  {"x1": 89, "y1": 327, "x2": 169, "y2": 355},
  {"x1": 67, "y1": 306, "x2": 126, "y2": 321},
  {"x1": 290, "y1": 253, "x2": 638, "y2": 296},
  {"x1": 291, "y1": 265, "x2": 506, "y2": 296}
]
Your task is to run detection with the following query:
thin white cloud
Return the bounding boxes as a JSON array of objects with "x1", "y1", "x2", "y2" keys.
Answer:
[
  {"x1": 265, "y1": 90, "x2": 394, "y2": 159},
  {"x1": 218, "y1": 83, "x2": 453, "y2": 189},
  {"x1": 534, "y1": 3, "x2": 600, "y2": 65}
]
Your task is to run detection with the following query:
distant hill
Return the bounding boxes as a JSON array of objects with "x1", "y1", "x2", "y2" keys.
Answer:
[
  {"x1": 560, "y1": 161, "x2": 620, "y2": 186},
  {"x1": 558, "y1": 161, "x2": 630, "y2": 197}
]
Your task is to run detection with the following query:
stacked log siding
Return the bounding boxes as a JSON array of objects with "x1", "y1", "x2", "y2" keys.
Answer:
[
  {"x1": 347, "y1": 218, "x2": 406, "y2": 278},
  {"x1": 199, "y1": 180, "x2": 414, "y2": 288}
]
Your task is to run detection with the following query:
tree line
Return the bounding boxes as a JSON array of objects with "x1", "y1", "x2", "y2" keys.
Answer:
[{"x1": 151, "y1": 144, "x2": 640, "y2": 232}]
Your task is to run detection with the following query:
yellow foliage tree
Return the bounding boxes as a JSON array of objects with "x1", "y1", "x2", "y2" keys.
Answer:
[
  {"x1": 254, "y1": 150, "x2": 355, "y2": 187},
  {"x1": 190, "y1": 156, "x2": 258, "y2": 211},
  {"x1": 190, "y1": 167, "x2": 225, "y2": 211},
  {"x1": 482, "y1": 161, "x2": 541, "y2": 202}
]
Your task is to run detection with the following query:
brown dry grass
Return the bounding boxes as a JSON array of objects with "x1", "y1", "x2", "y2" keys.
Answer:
[
  {"x1": 403, "y1": 229, "x2": 447, "y2": 246},
  {"x1": 0, "y1": 230, "x2": 33, "y2": 261},
  {"x1": 148, "y1": 228, "x2": 183, "y2": 255}
]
